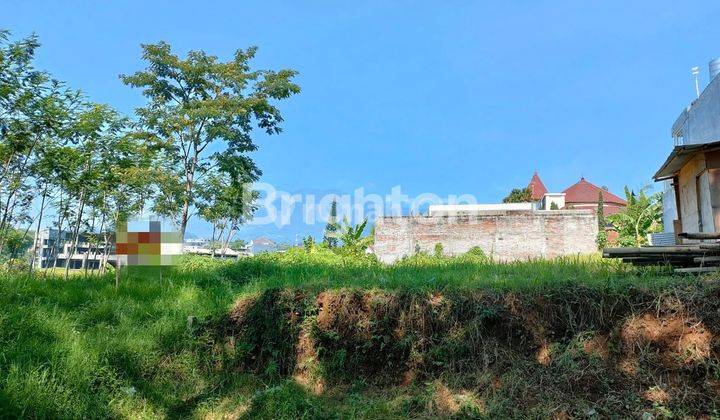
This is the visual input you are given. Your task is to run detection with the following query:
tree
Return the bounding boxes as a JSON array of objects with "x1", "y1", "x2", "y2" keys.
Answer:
[
  {"x1": 0, "y1": 31, "x2": 80, "y2": 256},
  {"x1": 339, "y1": 217, "x2": 372, "y2": 254},
  {"x1": 608, "y1": 187, "x2": 662, "y2": 247},
  {"x1": 323, "y1": 199, "x2": 340, "y2": 248},
  {"x1": 302, "y1": 236, "x2": 315, "y2": 252},
  {"x1": 0, "y1": 228, "x2": 32, "y2": 259},
  {"x1": 596, "y1": 191, "x2": 607, "y2": 250},
  {"x1": 549, "y1": 202, "x2": 559, "y2": 210},
  {"x1": 121, "y1": 42, "x2": 300, "y2": 240},
  {"x1": 502, "y1": 187, "x2": 532, "y2": 203},
  {"x1": 197, "y1": 166, "x2": 256, "y2": 258},
  {"x1": 61, "y1": 104, "x2": 129, "y2": 279}
]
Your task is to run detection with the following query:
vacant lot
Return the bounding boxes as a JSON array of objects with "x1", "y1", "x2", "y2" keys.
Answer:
[{"x1": 0, "y1": 250, "x2": 718, "y2": 418}]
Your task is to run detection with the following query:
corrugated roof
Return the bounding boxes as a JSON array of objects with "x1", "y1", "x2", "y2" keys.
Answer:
[
  {"x1": 527, "y1": 172, "x2": 548, "y2": 200},
  {"x1": 563, "y1": 178, "x2": 626, "y2": 206},
  {"x1": 654, "y1": 140, "x2": 720, "y2": 180}
]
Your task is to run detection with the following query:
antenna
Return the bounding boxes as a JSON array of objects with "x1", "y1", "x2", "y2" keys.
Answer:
[{"x1": 692, "y1": 66, "x2": 701, "y2": 98}]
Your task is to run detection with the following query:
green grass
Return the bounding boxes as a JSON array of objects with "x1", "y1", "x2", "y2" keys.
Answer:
[{"x1": 0, "y1": 249, "x2": 710, "y2": 418}]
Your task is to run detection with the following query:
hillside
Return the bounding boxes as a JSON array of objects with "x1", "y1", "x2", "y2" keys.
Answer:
[{"x1": 0, "y1": 251, "x2": 718, "y2": 418}]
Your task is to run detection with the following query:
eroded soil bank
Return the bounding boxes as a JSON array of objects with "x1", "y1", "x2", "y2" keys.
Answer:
[{"x1": 204, "y1": 282, "x2": 720, "y2": 418}]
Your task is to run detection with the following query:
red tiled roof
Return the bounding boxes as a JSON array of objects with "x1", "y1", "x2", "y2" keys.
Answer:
[
  {"x1": 563, "y1": 178, "x2": 626, "y2": 206},
  {"x1": 527, "y1": 172, "x2": 548, "y2": 201}
]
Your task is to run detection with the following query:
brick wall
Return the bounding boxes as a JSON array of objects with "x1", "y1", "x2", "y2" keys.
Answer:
[{"x1": 374, "y1": 210, "x2": 598, "y2": 263}]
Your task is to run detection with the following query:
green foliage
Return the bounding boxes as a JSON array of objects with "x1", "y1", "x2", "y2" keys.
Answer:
[
  {"x1": 550, "y1": 202, "x2": 559, "y2": 210},
  {"x1": 0, "y1": 257, "x2": 28, "y2": 272},
  {"x1": 338, "y1": 218, "x2": 371, "y2": 255},
  {"x1": 434, "y1": 242, "x2": 444, "y2": 258},
  {"x1": 302, "y1": 236, "x2": 315, "y2": 252},
  {"x1": 0, "y1": 228, "x2": 32, "y2": 259},
  {"x1": 465, "y1": 246, "x2": 488, "y2": 260},
  {"x1": 243, "y1": 381, "x2": 330, "y2": 419},
  {"x1": 502, "y1": 187, "x2": 532, "y2": 203},
  {"x1": 0, "y1": 251, "x2": 704, "y2": 418},
  {"x1": 323, "y1": 200, "x2": 340, "y2": 248},
  {"x1": 121, "y1": 41, "x2": 300, "y2": 239},
  {"x1": 608, "y1": 187, "x2": 662, "y2": 247},
  {"x1": 596, "y1": 191, "x2": 608, "y2": 250}
]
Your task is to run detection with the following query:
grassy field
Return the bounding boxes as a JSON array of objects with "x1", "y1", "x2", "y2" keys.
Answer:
[{"x1": 0, "y1": 249, "x2": 717, "y2": 418}]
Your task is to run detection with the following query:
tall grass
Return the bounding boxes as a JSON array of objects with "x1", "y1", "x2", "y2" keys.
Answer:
[{"x1": 0, "y1": 250, "x2": 698, "y2": 417}]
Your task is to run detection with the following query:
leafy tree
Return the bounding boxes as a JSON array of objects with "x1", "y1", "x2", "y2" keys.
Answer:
[
  {"x1": 502, "y1": 187, "x2": 532, "y2": 203},
  {"x1": 323, "y1": 199, "x2": 340, "y2": 248},
  {"x1": 549, "y1": 202, "x2": 559, "y2": 210},
  {"x1": 339, "y1": 217, "x2": 371, "y2": 254},
  {"x1": 607, "y1": 187, "x2": 662, "y2": 247},
  {"x1": 121, "y1": 42, "x2": 300, "y2": 239},
  {"x1": 302, "y1": 236, "x2": 315, "y2": 252},
  {"x1": 197, "y1": 167, "x2": 256, "y2": 257},
  {"x1": 596, "y1": 191, "x2": 607, "y2": 250},
  {"x1": 0, "y1": 228, "x2": 32, "y2": 259},
  {"x1": 62, "y1": 104, "x2": 127, "y2": 279},
  {"x1": 0, "y1": 31, "x2": 79, "y2": 255}
]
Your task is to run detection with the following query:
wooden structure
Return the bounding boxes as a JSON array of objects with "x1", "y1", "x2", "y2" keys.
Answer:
[
  {"x1": 655, "y1": 141, "x2": 720, "y2": 238},
  {"x1": 603, "y1": 240, "x2": 720, "y2": 273}
]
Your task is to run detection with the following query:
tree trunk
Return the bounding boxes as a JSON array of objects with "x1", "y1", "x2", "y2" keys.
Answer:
[
  {"x1": 64, "y1": 187, "x2": 87, "y2": 281},
  {"x1": 215, "y1": 222, "x2": 227, "y2": 259},
  {"x1": 29, "y1": 187, "x2": 48, "y2": 274},
  {"x1": 46, "y1": 195, "x2": 66, "y2": 276},
  {"x1": 221, "y1": 224, "x2": 235, "y2": 258},
  {"x1": 83, "y1": 209, "x2": 96, "y2": 277},
  {"x1": 0, "y1": 189, "x2": 17, "y2": 254},
  {"x1": 210, "y1": 222, "x2": 217, "y2": 258},
  {"x1": 91, "y1": 210, "x2": 106, "y2": 276}
]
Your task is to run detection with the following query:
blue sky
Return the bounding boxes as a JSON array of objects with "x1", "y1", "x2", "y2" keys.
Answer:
[{"x1": 4, "y1": 0, "x2": 720, "y2": 242}]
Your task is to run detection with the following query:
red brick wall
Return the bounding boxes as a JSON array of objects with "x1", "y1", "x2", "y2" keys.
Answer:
[{"x1": 374, "y1": 210, "x2": 598, "y2": 263}]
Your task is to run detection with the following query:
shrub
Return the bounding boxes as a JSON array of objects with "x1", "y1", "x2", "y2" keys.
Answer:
[
  {"x1": 434, "y1": 243, "x2": 444, "y2": 258},
  {"x1": 1, "y1": 258, "x2": 29, "y2": 273},
  {"x1": 466, "y1": 247, "x2": 486, "y2": 258}
]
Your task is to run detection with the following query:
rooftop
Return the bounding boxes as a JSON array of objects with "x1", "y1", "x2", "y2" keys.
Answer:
[{"x1": 563, "y1": 177, "x2": 626, "y2": 205}]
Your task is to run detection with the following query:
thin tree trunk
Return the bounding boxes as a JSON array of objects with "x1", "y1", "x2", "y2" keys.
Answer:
[
  {"x1": 65, "y1": 187, "x2": 87, "y2": 280},
  {"x1": 29, "y1": 187, "x2": 48, "y2": 274},
  {"x1": 83, "y1": 209, "x2": 96, "y2": 277},
  {"x1": 221, "y1": 224, "x2": 235, "y2": 258},
  {"x1": 46, "y1": 195, "x2": 66, "y2": 275},
  {"x1": 91, "y1": 210, "x2": 106, "y2": 276},
  {"x1": 100, "y1": 231, "x2": 110, "y2": 275},
  {"x1": 0, "y1": 190, "x2": 17, "y2": 254},
  {"x1": 210, "y1": 222, "x2": 216, "y2": 258}
]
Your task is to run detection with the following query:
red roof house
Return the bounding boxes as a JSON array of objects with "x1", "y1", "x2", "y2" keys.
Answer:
[
  {"x1": 527, "y1": 171, "x2": 548, "y2": 201},
  {"x1": 526, "y1": 173, "x2": 627, "y2": 215},
  {"x1": 562, "y1": 177, "x2": 627, "y2": 215}
]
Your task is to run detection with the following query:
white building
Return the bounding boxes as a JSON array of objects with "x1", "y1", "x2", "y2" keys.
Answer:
[
  {"x1": 657, "y1": 58, "x2": 720, "y2": 236},
  {"x1": 32, "y1": 229, "x2": 114, "y2": 269}
]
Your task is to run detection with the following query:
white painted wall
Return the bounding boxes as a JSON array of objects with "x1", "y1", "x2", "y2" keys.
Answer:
[
  {"x1": 428, "y1": 203, "x2": 534, "y2": 216},
  {"x1": 542, "y1": 193, "x2": 566, "y2": 210}
]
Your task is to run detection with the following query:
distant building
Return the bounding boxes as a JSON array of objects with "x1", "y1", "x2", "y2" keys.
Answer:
[
  {"x1": 655, "y1": 58, "x2": 720, "y2": 237},
  {"x1": 562, "y1": 177, "x2": 627, "y2": 215},
  {"x1": 528, "y1": 172, "x2": 548, "y2": 201},
  {"x1": 184, "y1": 238, "x2": 210, "y2": 247},
  {"x1": 525, "y1": 172, "x2": 627, "y2": 214},
  {"x1": 183, "y1": 245, "x2": 248, "y2": 259},
  {"x1": 32, "y1": 229, "x2": 113, "y2": 269},
  {"x1": 183, "y1": 237, "x2": 251, "y2": 258},
  {"x1": 250, "y1": 237, "x2": 279, "y2": 254}
]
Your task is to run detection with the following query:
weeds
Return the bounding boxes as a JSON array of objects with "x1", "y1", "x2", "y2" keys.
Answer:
[{"x1": 0, "y1": 252, "x2": 716, "y2": 418}]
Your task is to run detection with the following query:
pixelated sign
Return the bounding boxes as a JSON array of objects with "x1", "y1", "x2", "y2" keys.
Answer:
[{"x1": 115, "y1": 221, "x2": 182, "y2": 266}]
